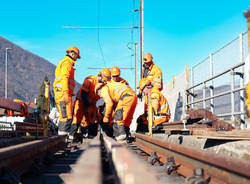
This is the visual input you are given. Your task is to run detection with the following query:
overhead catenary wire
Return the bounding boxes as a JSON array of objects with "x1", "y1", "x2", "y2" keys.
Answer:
[
  {"x1": 129, "y1": 0, "x2": 136, "y2": 69},
  {"x1": 97, "y1": 0, "x2": 106, "y2": 67}
]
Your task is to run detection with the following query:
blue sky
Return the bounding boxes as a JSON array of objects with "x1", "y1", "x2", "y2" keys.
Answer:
[{"x1": 1, "y1": 0, "x2": 249, "y2": 89}]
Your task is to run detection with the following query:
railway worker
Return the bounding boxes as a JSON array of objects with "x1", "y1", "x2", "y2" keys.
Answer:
[
  {"x1": 136, "y1": 78, "x2": 170, "y2": 133},
  {"x1": 53, "y1": 46, "x2": 81, "y2": 135},
  {"x1": 69, "y1": 73, "x2": 101, "y2": 140},
  {"x1": 141, "y1": 53, "x2": 163, "y2": 91},
  {"x1": 111, "y1": 66, "x2": 129, "y2": 85},
  {"x1": 95, "y1": 69, "x2": 137, "y2": 141}
]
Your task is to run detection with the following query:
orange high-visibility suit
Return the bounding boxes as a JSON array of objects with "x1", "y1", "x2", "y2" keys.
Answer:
[
  {"x1": 142, "y1": 62, "x2": 163, "y2": 91},
  {"x1": 72, "y1": 75, "x2": 100, "y2": 128},
  {"x1": 137, "y1": 88, "x2": 170, "y2": 131},
  {"x1": 53, "y1": 55, "x2": 76, "y2": 133},
  {"x1": 99, "y1": 81, "x2": 137, "y2": 128}
]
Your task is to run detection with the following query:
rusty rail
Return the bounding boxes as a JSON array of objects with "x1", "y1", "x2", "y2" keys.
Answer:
[
  {"x1": 65, "y1": 134, "x2": 102, "y2": 184},
  {"x1": 134, "y1": 133, "x2": 250, "y2": 184},
  {"x1": 103, "y1": 134, "x2": 163, "y2": 184},
  {"x1": 14, "y1": 122, "x2": 43, "y2": 134},
  {"x1": 0, "y1": 135, "x2": 66, "y2": 182},
  {"x1": 67, "y1": 133, "x2": 164, "y2": 184}
]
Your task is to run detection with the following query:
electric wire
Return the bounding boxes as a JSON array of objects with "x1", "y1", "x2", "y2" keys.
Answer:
[
  {"x1": 129, "y1": 0, "x2": 136, "y2": 69},
  {"x1": 97, "y1": 0, "x2": 106, "y2": 66}
]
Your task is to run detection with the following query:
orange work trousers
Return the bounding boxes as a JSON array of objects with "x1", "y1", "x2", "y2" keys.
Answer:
[
  {"x1": 72, "y1": 99, "x2": 97, "y2": 127},
  {"x1": 137, "y1": 113, "x2": 170, "y2": 126},
  {"x1": 113, "y1": 92, "x2": 137, "y2": 127},
  {"x1": 54, "y1": 91, "x2": 73, "y2": 122}
]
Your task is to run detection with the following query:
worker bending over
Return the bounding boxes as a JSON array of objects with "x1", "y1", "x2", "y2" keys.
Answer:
[
  {"x1": 141, "y1": 53, "x2": 163, "y2": 91},
  {"x1": 95, "y1": 69, "x2": 137, "y2": 141},
  {"x1": 70, "y1": 73, "x2": 100, "y2": 139},
  {"x1": 53, "y1": 46, "x2": 81, "y2": 135},
  {"x1": 136, "y1": 78, "x2": 170, "y2": 133},
  {"x1": 111, "y1": 66, "x2": 129, "y2": 85}
]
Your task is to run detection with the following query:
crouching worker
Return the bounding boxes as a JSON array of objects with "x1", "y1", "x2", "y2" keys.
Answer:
[
  {"x1": 95, "y1": 69, "x2": 137, "y2": 141},
  {"x1": 136, "y1": 78, "x2": 170, "y2": 133}
]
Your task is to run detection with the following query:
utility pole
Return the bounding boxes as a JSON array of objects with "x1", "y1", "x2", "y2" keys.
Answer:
[
  {"x1": 128, "y1": 42, "x2": 138, "y2": 93},
  {"x1": 244, "y1": 9, "x2": 250, "y2": 64},
  {"x1": 63, "y1": 0, "x2": 144, "y2": 79},
  {"x1": 5, "y1": 48, "x2": 12, "y2": 99},
  {"x1": 140, "y1": 0, "x2": 144, "y2": 79}
]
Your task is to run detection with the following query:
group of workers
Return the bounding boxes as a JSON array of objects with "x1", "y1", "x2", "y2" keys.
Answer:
[{"x1": 53, "y1": 46, "x2": 170, "y2": 142}]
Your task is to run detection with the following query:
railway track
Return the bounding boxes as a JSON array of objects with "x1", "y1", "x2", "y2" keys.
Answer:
[
  {"x1": 0, "y1": 135, "x2": 67, "y2": 184},
  {"x1": 131, "y1": 133, "x2": 250, "y2": 184},
  {"x1": 1, "y1": 131, "x2": 250, "y2": 183}
]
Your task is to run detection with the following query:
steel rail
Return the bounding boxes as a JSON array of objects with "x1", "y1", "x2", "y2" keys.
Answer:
[
  {"x1": 66, "y1": 134, "x2": 102, "y2": 184},
  {"x1": 0, "y1": 135, "x2": 66, "y2": 178},
  {"x1": 102, "y1": 134, "x2": 163, "y2": 184},
  {"x1": 14, "y1": 122, "x2": 43, "y2": 134},
  {"x1": 67, "y1": 133, "x2": 164, "y2": 184},
  {"x1": 134, "y1": 133, "x2": 250, "y2": 184}
]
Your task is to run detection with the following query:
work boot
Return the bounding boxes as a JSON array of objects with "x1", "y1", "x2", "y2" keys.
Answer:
[
  {"x1": 80, "y1": 127, "x2": 88, "y2": 138},
  {"x1": 101, "y1": 122, "x2": 109, "y2": 135},
  {"x1": 58, "y1": 119, "x2": 72, "y2": 135},
  {"x1": 113, "y1": 123, "x2": 126, "y2": 141},
  {"x1": 88, "y1": 122, "x2": 98, "y2": 137},
  {"x1": 124, "y1": 126, "x2": 135, "y2": 143},
  {"x1": 69, "y1": 124, "x2": 78, "y2": 137}
]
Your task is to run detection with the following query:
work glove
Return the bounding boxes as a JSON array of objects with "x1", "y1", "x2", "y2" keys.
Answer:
[
  {"x1": 103, "y1": 116, "x2": 109, "y2": 123},
  {"x1": 101, "y1": 122, "x2": 114, "y2": 137},
  {"x1": 101, "y1": 122, "x2": 109, "y2": 134}
]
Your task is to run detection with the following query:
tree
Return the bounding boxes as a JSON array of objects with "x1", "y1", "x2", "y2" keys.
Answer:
[{"x1": 37, "y1": 75, "x2": 48, "y2": 118}]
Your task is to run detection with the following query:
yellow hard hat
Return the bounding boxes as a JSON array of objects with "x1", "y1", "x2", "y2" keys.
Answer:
[
  {"x1": 139, "y1": 78, "x2": 151, "y2": 92},
  {"x1": 143, "y1": 53, "x2": 153, "y2": 63},
  {"x1": 99, "y1": 68, "x2": 111, "y2": 82},
  {"x1": 111, "y1": 66, "x2": 120, "y2": 77},
  {"x1": 66, "y1": 46, "x2": 81, "y2": 59}
]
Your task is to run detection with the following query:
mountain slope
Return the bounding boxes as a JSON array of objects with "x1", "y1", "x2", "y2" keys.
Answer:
[{"x1": 0, "y1": 36, "x2": 80, "y2": 102}]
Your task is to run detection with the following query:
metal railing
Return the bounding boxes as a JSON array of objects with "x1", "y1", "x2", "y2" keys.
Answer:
[{"x1": 186, "y1": 33, "x2": 248, "y2": 124}]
